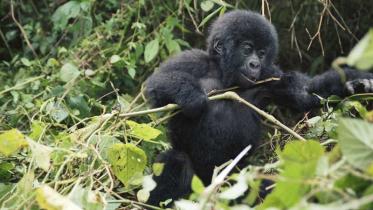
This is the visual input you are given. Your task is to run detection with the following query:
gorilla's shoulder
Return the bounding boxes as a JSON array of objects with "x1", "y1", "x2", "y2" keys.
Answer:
[
  {"x1": 163, "y1": 49, "x2": 209, "y2": 65},
  {"x1": 159, "y1": 49, "x2": 211, "y2": 74}
]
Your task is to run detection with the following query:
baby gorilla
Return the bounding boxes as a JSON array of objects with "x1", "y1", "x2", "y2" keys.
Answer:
[{"x1": 145, "y1": 10, "x2": 373, "y2": 206}]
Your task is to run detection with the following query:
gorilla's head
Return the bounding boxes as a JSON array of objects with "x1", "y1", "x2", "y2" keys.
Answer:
[{"x1": 207, "y1": 10, "x2": 278, "y2": 87}]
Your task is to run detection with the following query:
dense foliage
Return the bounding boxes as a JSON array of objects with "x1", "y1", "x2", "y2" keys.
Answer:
[{"x1": 1, "y1": 0, "x2": 373, "y2": 209}]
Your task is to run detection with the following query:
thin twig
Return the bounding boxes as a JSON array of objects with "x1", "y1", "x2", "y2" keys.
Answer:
[
  {"x1": 99, "y1": 91, "x2": 305, "y2": 141},
  {"x1": 0, "y1": 75, "x2": 44, "y2": 96},
  {"x1": 200, "y1": 145, "x2": 252, "y2": 209},
  {"x1": 10, "y1": 0, "x2": 38, "y2": 58}
]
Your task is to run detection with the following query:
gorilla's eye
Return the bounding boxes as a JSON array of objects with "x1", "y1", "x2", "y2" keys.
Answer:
[
  {"x1": 257, "y1": 50, "x2": 266, "y2": 59},
  {"x1": 242, "y1": 42, "x2": 253, "y2": 55}
]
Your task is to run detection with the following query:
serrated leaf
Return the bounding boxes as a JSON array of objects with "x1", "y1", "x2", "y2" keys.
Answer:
[
  {"x1": 107, "y1": 143, "x2": 147, "y2": 186},
  {"x1": 259, "y1": 140, "x2": 324, "y2": 210},
  {"x1": 126, "y1": 120, "x2": 161, "y2": 141},
  {"x1": 36, "y1": 185, "x2": 82, "y2": 210},
  {"x1": 201, "y1": 1, "x2": 214, "y2": 12},
  {"x1": 144, "y1": 39, "x2": 159, "y2": 63},
  {"x1": 0, "y1": 129, "x2": 28, "y2": 156},
  {"x1": 191, "y1": 175, "x2": 205, "y2": 194},
  {"x1": 60, "y1": 63, "x2": 80, "y2": 82},
  {"x1": 26, "y1": 138, "x2": 52, "y2": 171},
  {"x1": 337, "y1": 118, "x2": 373, "y2": 170},
  {"x1": 347, "y1": 29, "x2": 373, "y2": 70}
]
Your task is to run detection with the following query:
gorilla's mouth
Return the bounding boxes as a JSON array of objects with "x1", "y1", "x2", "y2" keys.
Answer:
[{"x1": 240, "y1": 73, "x2": 257, "y2": 84}]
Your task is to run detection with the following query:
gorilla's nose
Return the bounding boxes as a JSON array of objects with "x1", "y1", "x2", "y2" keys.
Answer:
[{"x1": 249, "y1": 61, "x2": 260, "y2": 69}]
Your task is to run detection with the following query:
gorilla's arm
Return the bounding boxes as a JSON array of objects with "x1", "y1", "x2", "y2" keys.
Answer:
[
  {"x1": 145, "y1": 50, "x2": 209, "y2": 117},
  {"x1": 270, "y1": 67, "x2": 373, "y2": 112}
]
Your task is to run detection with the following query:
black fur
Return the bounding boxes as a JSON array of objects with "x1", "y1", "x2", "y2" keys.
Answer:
[{"x1": 145, "y1": 10, "x2": 373, "y2": 206}]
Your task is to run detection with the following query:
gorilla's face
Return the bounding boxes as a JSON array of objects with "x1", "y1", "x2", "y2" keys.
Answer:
[
  {"x1": 236, "y1": 40, "x2": 268, "y2": 84},
  {"x1": 215, "y1": 36, "x2": 274, "y2": 88},
  {"x1": 207, "y1": 10, "x2": 278, "y2": 88}
]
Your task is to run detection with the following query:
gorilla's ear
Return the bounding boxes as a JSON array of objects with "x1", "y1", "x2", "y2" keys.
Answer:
[{"x1": 213, "y1": 39, "x2": 222, "y2": 55}]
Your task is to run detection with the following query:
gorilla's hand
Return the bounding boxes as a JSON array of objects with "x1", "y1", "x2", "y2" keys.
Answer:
[
  {"x1": 346, "y1": 79, "x2": 373, "y2": 94},
  {"x1": 175, "y1": 92, "x2": 208, "y2": 118}
]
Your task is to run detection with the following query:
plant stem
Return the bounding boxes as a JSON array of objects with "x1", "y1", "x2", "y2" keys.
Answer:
[
  {"x1": 99, "y1": 91, "x2": 305, "y2": 141},
  {"x1": 0, "y1": 75, "x2": 44, "y2": 96}
]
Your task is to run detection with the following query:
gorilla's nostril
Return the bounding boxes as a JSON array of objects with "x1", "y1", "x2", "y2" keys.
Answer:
[{"x1": 249, "y1": 61, "x2": 260, "y2": 69}]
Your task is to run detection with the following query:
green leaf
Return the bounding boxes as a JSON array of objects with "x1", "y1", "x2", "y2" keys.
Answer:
[
  {"x1": 144, "y1": 39, "x2": 159, "y2": 63},
  {"x1": 107, "y1": 143, "x2": 147, "y2": 186},
  {"x1": 200, "y1": 1, "x2": 214, "y2": 12},
  {"x1": 46, "y1": 101, "x2": 69, "y2": 123},
  {"x1": 0, "y1": 162, "x2": 14, "y2": 181},
  {"x1": 0, "y1": 129, "x2": 28, "y2": 156},
  {"x1": 198, "y1": 6, "x2": 222, "y2": 28},
  {"x1": 128, "y1": 68, "x2": 136, "y2": 79},
  {"x1": 90, "y1": 135, "x2": 122, "y2": 161},
  {"x1": 152, "y1": 163, "x2": 164, "y2": 176},
  {"x1": 259, "y1": 140, "x2": 324, "y2": 210},
  {"x1": 337, "y1": 118, "x2": 373, "y2": 170},
  {"x1": 126, "y1": 120, "x2": 162, "y2": 141},
  {"x1": 191, "y1": 175, "x2": 205, "y2": 194},
  {"x1": 68, "y1": 185, "x2": 105, "y2": 210},
  {"x1": 68, "y1": 95, "x2": 90, "y2": 118},
  {"x1": 20, "y1": 58, "x2": 31, "y2": 67},
  {"x1": 165, "y1": 39, "x2": 181, "y2": 54},
  {"x1": 347, "y1": 29, "x2": 373, "y2": 70},
  {"x1": 26, "y1": 138, "x2": 53, "y2": 171},
  {"x1": 36, "y1": 185, "x2": 82, "y2": 210},
  {"x1": 60, "y1": 63, "x2": 80, "y2": 82},
  {"x1": 30, "y1": 121, "x2": 46, "y2": 140},
  {"x1": 110, "y1": 55, "x2": 121, "y2": 64},
  {"x1": 52, "y1": 1, "x2": 81, "y2": 30}
]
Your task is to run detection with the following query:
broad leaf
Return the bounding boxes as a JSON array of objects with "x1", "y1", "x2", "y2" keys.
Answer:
[
  {"x1": 191, "y1": 175, "x2": 205, "y2": 194},
  {"x1": 60, "y1": 63, "x2": 80, "y2": 82},
  {"x1": 107, "y1": 143, "x2": 147, "y2": 186},
  {"x1": 165, "y1": 39, "x2": 181, "y2": 54},
  {"x1": 26, "y1": 137, "x2": 53, "y2": 171},
  {"x1": 337, "y1": 118, "x2": 373, "y2": 170},
  {"x1": 68, "y1": 185, "x2": 105, "y2": 210},
  {"x1": 52, "y1": 1, "x2": 81, "y2": 30},
  {"x1": 259, "y1": 140, "x2": 324, "y2": 210},
  {"x1": 0, "y1": 129, "x2": 28, "y2": 156},
  {"x1": 347, "y1": 29, "x2": 373, "y2": 70},
  {"x1": 126, "y1": 120, "x2": 161, "y2": 141},
  {"x1": 201, "y1": 0, "x2": 214, "y2": 12},
  {"x1": 144, "y1": 39, "x2": 159, "y2": 63},
  {"x1": 46, "y1": 101, "x2": 69, "y2": 123},
  {"x1": 36, "y1": 185, "x2": 82, "y2": 210},
  {"x1": 29, "y1": 121, "x2": 46, "y2": 140},
  {"x1": 110, "y1": 55, "x2": 121, "y2": 64}
]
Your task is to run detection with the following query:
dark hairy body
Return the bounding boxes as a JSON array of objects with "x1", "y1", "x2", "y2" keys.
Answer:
[{"x1": 145, "y1": 10, "x2": 373, "y2": 206}]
